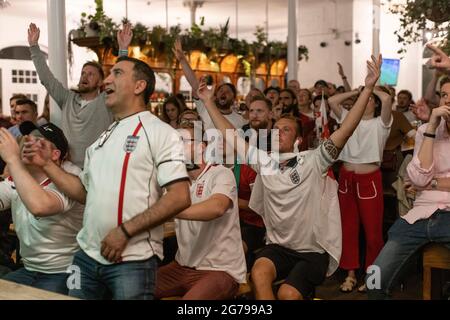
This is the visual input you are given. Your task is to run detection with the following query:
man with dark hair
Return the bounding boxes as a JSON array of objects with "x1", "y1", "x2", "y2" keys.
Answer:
[
  {"x1": 0, "y1": 121, "x2": 83, "y2": 294},
  {"x1": 27, "y1": 23, "x2": 132, "y2": 168},
  {"x1": 395, "y1": 89, "x2": 417, "y2": 124},
  {"x1": 279, "y1": 88, "x2": 300, "y2": 117},
  {"x1": 23, "y1": 56, "x2": 191, "y2": 300},
  {"x1": 173, "y1": 39, "x2": 246, "y2": 131},
  {"x1": 264, "y1": 86, "x2": 281, "y2": 109},
  {"x1": 8, "y1": 94, "x2": 29, "y2": 137},
  {"x1": 14, "y1": 99, "x2": 38, "y2": 125}
]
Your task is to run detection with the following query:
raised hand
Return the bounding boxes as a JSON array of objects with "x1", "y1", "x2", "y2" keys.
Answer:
[
  {"x1": 337, "y1": 62, "x2": 345, "y2": 77},
  {"x1": 197, "y1": 77, "x2": 215, "y2": 102},
  {"x1": 117, "y1": 22, "x2": 133, "y2": 50},
  {"x1": 172, "y1": 38, "x2": 187, "y2": 62},
  {"x1": 0, "y1": 128, "x2": 21, "y2": 164},
  {"x1": 364, "y1": 54, "x2": 382, "y2": 89},
  {"x1": 21, "y1": 135, "x2": 53, "y2": 167},
  {"x1": 426, "y1": 44, "x2": 450, "y2": 71},
  {"x1": 428, "y1": 105, "x2": 450, "y2": 129},
  {"x1": 410, "y1": 98, "x2": 431, "y2": 122},
  {"x1": 28, "y1": 23, "x2": 40, "y2": 46}
]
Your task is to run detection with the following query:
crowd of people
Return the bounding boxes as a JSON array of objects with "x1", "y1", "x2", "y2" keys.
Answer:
[{"x1": 0, "y1": 21, "x2": 449, "y2": 300}]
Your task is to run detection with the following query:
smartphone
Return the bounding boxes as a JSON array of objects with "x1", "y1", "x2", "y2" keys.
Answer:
[{"x1": 205, "y1": 75, "x2": 213, "y2": 89}]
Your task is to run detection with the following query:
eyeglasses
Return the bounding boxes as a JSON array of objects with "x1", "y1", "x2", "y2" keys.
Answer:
[
  {"x1": 179, "y1": 118, "x2": 198, "y2": 127},
  {"x1": 97, "y1": 121, "x2": 119, "y2": 149}
]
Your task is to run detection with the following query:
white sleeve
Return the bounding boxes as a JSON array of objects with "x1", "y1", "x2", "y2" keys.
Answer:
[
  {"x1": 150, "y1": 123, "x2": 189, "y2": 188},
  {"x1": 209, "y1": 168, "x2": 237, "y2": 204},
  {"x1": 0, "y1": 180, "x2": 13, "y2": 211},
  {"x1": 48, "y1": 162, "x2": 82, "y2": 212},
  {"x1": 311, "y1": 140, "x2": 337, "y2": 174},
  {"x1": 45, "y1": 183, "x2": 76, "y2": 212},
  {"x1": 194, "y1": 99, "x2": 213, "y2": 126}
]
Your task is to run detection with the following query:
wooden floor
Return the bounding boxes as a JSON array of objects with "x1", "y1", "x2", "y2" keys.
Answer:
[{"x1": 315, "y1": 268, "x2": 422, "y2": 300}]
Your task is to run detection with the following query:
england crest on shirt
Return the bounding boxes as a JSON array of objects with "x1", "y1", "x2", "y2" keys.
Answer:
[
  {"x1": 196, "y1": 182, "x2": 204, "y2": 197},
  {"x1": 124, "y1": 135, "x2": 140, "y2": 153},
  {"x1": 290, "y1": 169, "x2": 301, "y2": 185}
]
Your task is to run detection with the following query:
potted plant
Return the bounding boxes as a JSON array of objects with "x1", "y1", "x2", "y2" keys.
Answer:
[{"x1": 389, "y1": 0, "x2": 450, "y2": 55}]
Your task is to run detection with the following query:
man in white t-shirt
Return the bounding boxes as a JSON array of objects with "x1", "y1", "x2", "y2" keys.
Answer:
[
  {"x1": 23, "y1": 57, "x2": 191, "y2": 300},
  {"x1": 155, "y1": 125, "x2": 246, "y2": 300},
  {"x1": 196, "y1": 54, "x2": 383, "y2": 300},
  {"x1": 0, "y1": 121, "x2": 83, "y2": 294}
]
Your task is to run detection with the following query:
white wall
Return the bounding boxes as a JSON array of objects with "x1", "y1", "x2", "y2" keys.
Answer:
[
  {"x1": 379, "y1": 2, "x2": 422, "y2": 99},
  {"x1": 297, "y1": 0, "x2": 354, "y2": 89},
  {"x1": 351, "y1": 0, "x2": 373, "y2": 88}
]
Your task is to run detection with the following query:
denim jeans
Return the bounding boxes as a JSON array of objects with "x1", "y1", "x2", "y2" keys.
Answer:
[
  {"x1": 2, "y1": 267, "x2": 69, "y2": 294},
  {"x1": 69, "y1": 249, "x2": 157, "y2": 300},
  {"x1": 367, "y1": 209, "x2": 450, "y2": 299}
]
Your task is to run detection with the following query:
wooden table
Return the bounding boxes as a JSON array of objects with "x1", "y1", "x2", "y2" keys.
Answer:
[{"x1": 0, "y1": 279, "x2": 78, "y2": 300}]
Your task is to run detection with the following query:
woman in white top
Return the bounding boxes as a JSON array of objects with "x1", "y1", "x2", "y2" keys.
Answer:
[{"x1": 328, "y1": 87, "x2": 393, "y2": 292}]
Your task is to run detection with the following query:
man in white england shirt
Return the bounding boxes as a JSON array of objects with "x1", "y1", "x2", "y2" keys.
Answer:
[
  {"x1": 155, "y1": 125, "x2": 246, "y2": 299},
  {"x1": 0, "y1": 121, "x2": 83, "y2": 294},
  {"x1": 196, "y1": 55, "x2": 383, "y2": 300},
  {"x1": 23, "y1": 57, "x2": 191, "y2": 300}
]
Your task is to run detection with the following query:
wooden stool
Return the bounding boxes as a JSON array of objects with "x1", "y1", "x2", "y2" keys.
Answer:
[{"x1": 423, "y1": 243, "x2": 450, "y2": 300}]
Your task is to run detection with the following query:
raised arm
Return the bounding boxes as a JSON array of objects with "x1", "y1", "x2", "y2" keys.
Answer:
[
  {"x1": 427, "y1": 44, "x2": 450, "y2": 72},
  {"x1": 197, "y1": 79, "x2": 249, "y2": 160},
  {"x1": 330, "y1": 54, "x2": 382, "y2": 149},
  {"x1": 21, "y1": 136, "x2": 87, "y2": 204},
  {"x1": 28, "y1": 23, "x2": 70, "y2": 107},
  {"x1": 173, "y1": 38, "x2": 200, "y2": 98},
  {"x1": 424, "y1": 69, "x2": 442, "y2": 107},
  {"x1": 0, "y1": 129, "x2": 67, "y2": 216},
  {"x1": 117, "y1": 22, "x2": 133, "y2": 53},
  {"x1": 328, "y1": 89, "x2": 359, "y2": 120},
  {"x1": 338, "y1": 62, "x2": 352, "y2": 92},
  {"x1": 176, "y1": 194, "x2": 231, "y2": 221},
  {"x1": 373, "y1": 87, "x2": 393, "y2": 126}
]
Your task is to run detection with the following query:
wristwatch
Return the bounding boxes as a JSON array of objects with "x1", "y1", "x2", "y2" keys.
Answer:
[{"x1": 430, "y1": 179, "x2": 438, "y2": 190}]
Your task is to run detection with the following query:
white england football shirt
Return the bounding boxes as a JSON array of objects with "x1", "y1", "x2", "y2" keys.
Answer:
[
  {"x1": 0, "y1": 161, "x2": 84, "y2": 273},
  {"x1": 247, "y1": 144, "x2": 335, "y2": 253},
  {"x1": 175, "y1": 164, "x2": 247, "y2": 283},
  {"x1": 77, "y1": 111, "x2": 188, "y2": 265}
]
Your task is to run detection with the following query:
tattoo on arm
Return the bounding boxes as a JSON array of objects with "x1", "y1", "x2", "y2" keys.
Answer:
[{"x1": 322, "y1": 139, "x2": 341, "y2": 160}]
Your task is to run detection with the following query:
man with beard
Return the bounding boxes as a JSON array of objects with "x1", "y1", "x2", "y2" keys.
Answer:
[
  {"x1": 27, "y1": 23, "x2": 132, "y2": 168},
  {"x1": 395, "y1": 89, "x2": 417, "y2": 124},
  {"x1": 173, "y1": 39, "x2": 247, "y2": 131},
  {"x1": 279, "y1": 88, "x2": 300, "y2": 117},
  {"x1": 240, "y1": 96, "x2": 274, "y2": 152}
]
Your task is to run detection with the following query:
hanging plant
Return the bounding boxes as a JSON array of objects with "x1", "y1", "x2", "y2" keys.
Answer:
[{"x1": 389, "y1": 0, "x2": 450, "y2": 55}]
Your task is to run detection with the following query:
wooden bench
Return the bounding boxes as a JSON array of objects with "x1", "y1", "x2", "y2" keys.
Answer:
[{"x1": 423, "y1": 243, "x2": 450, "y2": 300}]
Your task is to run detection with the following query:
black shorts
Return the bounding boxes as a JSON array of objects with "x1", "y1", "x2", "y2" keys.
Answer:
[
  {"x1": 240, "y1": 220, "x2": 266, "y2": 253},
  {"x1": 255, "y1": 244, "x2": 329, "y2": 297}
]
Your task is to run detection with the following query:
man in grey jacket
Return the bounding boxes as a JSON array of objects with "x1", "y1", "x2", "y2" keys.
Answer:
[{"x1": 27, "y1": 23, "x2": 132, "y2": 168}]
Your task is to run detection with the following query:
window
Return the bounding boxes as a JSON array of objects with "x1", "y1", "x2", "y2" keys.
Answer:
[{"x1": 11, "y1": 69, "x2": 38, "y2": 84}]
